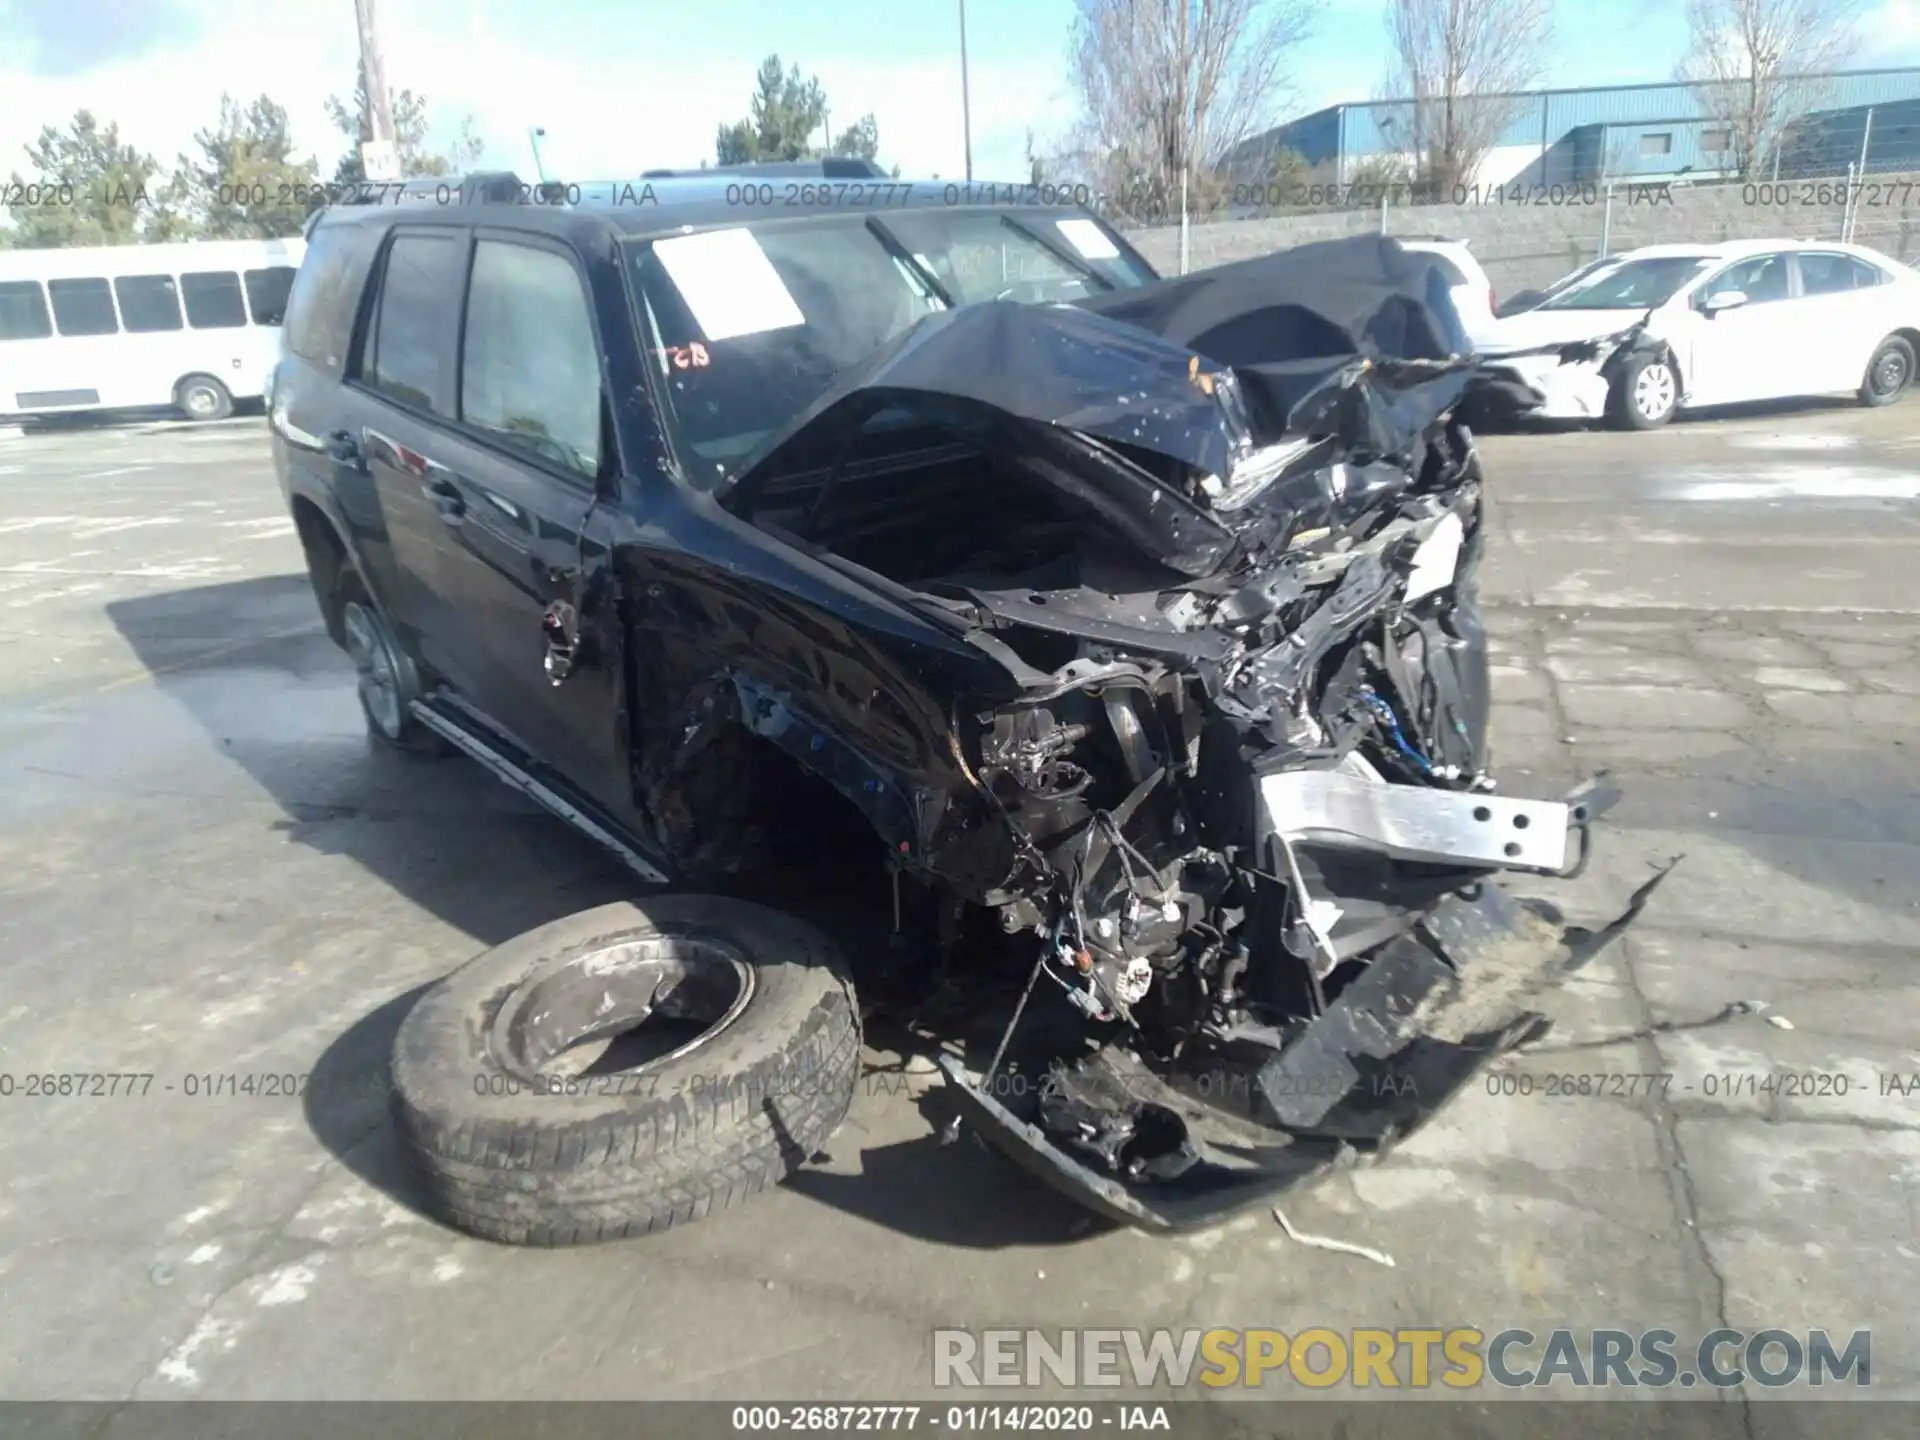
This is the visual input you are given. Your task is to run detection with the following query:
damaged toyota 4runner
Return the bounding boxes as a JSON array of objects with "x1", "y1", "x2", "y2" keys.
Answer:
[{"x1": 271, "y1": 172, "x2": 1662, "y2": 1244}]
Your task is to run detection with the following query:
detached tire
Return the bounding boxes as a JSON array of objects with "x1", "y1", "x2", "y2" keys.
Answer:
[
  {"x1": 1607, "y1": 351, "x2": 1679, "y2": 430},
  {"x1": 1860, "y1": 335, "x2": 1914, "y2": 407},
  {"x1": 391, "y1": 896, "x2": 861, "y2": 1246}
]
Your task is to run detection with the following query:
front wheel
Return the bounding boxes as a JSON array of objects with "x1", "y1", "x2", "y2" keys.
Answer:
[
  {"x1": 1860, "y1": 335, "x2": 1914, "y2": 407},
  {"x1": 175, "y1": 374, "x2": 233, "y2": 422},
  {"x1": 1607, "y1": 353, "x2": 1678, "y2": 430}
]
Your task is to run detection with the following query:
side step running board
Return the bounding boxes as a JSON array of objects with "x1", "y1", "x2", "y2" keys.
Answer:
[{"x1": 408, "y1": 699, "x2": 671, "y2": 885}]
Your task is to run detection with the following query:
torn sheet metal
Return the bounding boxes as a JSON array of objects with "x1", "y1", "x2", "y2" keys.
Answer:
[{"x1": 942, "y1": 868, "x2": 1670, "y2": 1230}]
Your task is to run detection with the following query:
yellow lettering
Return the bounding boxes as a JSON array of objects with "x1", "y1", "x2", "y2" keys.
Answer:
[
  {"x1": 1199, "y1": 1329, "x2": 1240, "y2": 1388},
  {"x1": 1444, "y1": 1329, "x2": 1486, "y2": 1388},
  {"x1": 1399, "y1": 1329, "x2": 1444, "y2": 1387},
  {"x1": 1352, "y1": 1329, "x2": 1399, "y2": 1388},
  {"x1": 1243, "y1": 1330, "x2": 1288, "y2": 1386},
  {"x1": 1289, "y1": 1327, "x2": 1348, "y2": 1389}
]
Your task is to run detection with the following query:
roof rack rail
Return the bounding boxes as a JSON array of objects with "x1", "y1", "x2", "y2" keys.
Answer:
[{"x1": 639, "y1": 158, "x2": 888, "y2": 180}]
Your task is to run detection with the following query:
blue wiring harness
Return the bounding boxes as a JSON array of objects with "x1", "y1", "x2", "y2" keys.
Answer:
[{"x1": 1358, "y1": 687, "x2": 1433, "y2": 775}]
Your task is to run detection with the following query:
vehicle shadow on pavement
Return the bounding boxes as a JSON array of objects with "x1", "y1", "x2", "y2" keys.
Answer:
[
  {"x1": 302, "y1": 981, "x2": 439, "y2": 1217},
  {"x1": 104, "y1": 575, "x2": 639, "y2": 951},
  {"x1": 106, "y1": 575, "x2": 1104, "y2": 1243},
  {"x1": 784, "y1": 1088, "x2": 1113, "y2": 1248}
]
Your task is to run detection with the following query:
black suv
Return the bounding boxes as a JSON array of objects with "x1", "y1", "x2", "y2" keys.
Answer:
[{"x1": 273, "y1": 172, "x2": 1649, "y2": 1245}]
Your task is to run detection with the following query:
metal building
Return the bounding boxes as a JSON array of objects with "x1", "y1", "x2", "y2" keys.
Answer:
[{"x1": 1228, "y1": 68, "x2": 1920, "y2": 188}]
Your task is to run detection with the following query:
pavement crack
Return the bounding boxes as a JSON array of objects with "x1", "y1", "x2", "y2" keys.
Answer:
[{"x1": 1617, "y1": 938, "x2": 1757, "y2": 1440}]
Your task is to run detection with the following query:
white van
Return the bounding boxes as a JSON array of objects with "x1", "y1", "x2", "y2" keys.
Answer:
[{"x1": 0, "y1": 237, "x2": 305, "y2": 422}]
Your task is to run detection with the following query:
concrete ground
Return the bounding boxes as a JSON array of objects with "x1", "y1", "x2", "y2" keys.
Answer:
[{"x1": 0, "y1": 404, "x2": 1916, "y2": 1419}]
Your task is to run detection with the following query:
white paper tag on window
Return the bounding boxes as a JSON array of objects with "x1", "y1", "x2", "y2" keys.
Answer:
[
  {"x1": 652, "y1": 227, "x2": 805, "y2": 342},
  {"x1": 1055, "y1": 218, "x2": 1120, "y2": 261}
]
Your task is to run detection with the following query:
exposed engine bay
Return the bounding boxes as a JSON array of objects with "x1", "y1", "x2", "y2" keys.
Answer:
[{"x1": 702, "y1": 237, "x2": 1665, "y2": 1228}]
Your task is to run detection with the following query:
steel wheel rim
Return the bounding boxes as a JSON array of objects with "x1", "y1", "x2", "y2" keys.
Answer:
[
  {"x1": 341, "y1": 600, "x2": 403, "y2": 737},
  {"x1": 1873, "y1": 350, "x2": 1908, "y2": 396},
  {"x1": 491, "y1": 935, "x2": 758, "y2": 1083},
  {"x1": 1634, "y1": 363, "x2": 1675, "y2": 419},
  {"x1": 183, "y1": 385, "x2": 217, "y2": 418}
]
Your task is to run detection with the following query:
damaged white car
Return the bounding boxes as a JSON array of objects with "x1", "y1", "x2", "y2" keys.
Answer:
[{"x1": 1474, "y1": 240, "x2": 1920, "y2": 429}]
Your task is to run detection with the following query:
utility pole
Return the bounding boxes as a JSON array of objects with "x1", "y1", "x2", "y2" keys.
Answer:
[
  {"x1": 959, "y1": 0, "x2": 974, "y2": 181},
  {"x1": 1178, "y1": 0, "x2": 1191, "y2": 274},
  {"x1": 354, "y1": 0, "x2": 400, "y2": 180},
  {"x1": 528, "y1": 127, "x2": 549, "y2": 182}
]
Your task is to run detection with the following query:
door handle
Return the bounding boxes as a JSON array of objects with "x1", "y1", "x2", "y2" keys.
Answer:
[
  {"x1": 323, "y1": 429, "x2": 365, "y2": 471},
  {"x1": 422, "y1": 474, "x2": 467, "y2": 521}
]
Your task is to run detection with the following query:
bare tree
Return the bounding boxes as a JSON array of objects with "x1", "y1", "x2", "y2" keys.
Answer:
[
  {"x1": 1380, "y1": 0, "x2": 1552, "y2": 199},
  {"x1": 1675, "y1": 0, "x2": 1863, "y2": 179},
  {"x1": 1061, "y1": 0, "x2": 1314, "y2": 222}
]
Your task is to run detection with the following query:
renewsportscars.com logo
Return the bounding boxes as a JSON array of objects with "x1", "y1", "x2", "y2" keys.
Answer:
[{"x1": 931, "y1": 1328, "x2": 1872, "y2": 1390}]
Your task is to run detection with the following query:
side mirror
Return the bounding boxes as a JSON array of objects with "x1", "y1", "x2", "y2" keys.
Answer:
[{"x1": 1702, "y1": 290, "x2": 1749, "y2": 314}]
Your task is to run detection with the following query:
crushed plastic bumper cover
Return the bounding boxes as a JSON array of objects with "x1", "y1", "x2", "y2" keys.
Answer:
[{"x1": 938, "y1": 866, "x2": 1669, "y2": 1231}]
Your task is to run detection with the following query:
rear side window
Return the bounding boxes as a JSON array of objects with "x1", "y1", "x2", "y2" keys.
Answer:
[
  {"x1": 460, "y1": 240, "x2": 603, "y2": 479},
  {"x1": 114, "y1": 275, "x2": 184, "y2": 333},
  {"x1": 365, "y1": 231, "x2": 461, "y2": 415},
  {"x1": 48, "y1": 278, "x2": 119, "y2": 336},
  {"x1": 182, "y1": 272, "x2": 247, "y2": 328},
  {"x1": 1798, "y1": 252, "x2": 1885, "y2": 294},
  {"x1": 285, "y1": 225, "x2": 369, "y2": 370},
  {"x1": 244, "y1": 266, "x2": 296, "y2": 326},
  {"x1": 0, "y1": 281, "x2": 52, "y2": 341},
  {"x1": 1417, "y1": 253, "x2": 1469, "y2": 286}
]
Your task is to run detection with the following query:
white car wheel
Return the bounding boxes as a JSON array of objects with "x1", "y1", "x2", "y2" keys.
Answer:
[{"x1": 1633, "y1": 362, "x2": 1676, "y2": 421}]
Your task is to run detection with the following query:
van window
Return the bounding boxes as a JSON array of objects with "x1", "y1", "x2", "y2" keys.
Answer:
[
  {"x1": 48, "y1": 278, "x2": 120, "y2": 336},
  {"x1": 244, "y1": 266, "x2": 297, "y2": 326},
  {"x1": 365, "y1": 231, "x2": 461, "y2": 415},
  {"x1": 284, "y1": 226, "x2": 366, "y2": 370},
  {"x1": 460, "y1": 240, "x2": 602, "y2": 479},
  {"x1": 0, "y1": 281, "x2": 53, "y2": 341},
  {"x1": 114, "y1": 275, "x2": 185, "y2": 333},
  {"x1": 181, "y1": 271, "x2": 247, "y2": 329}
]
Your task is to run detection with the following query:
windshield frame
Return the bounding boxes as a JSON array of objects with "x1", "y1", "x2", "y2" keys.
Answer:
[
  {"x1": 1535, "y1": 254, "x2": 1715, "y2": 312},
  {"x1": 623, "y1": 205, "x2": 1156, "y2": 494}
]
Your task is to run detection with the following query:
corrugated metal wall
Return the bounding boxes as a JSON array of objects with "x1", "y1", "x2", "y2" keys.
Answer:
[{"x1": 1258, "y1": 67, "x2": 1920, "y2": 179}]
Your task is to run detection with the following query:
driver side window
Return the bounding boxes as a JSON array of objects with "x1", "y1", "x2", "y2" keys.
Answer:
[{"x1": 1699, "y1": 254, "x2": 1790, "y2": 306}]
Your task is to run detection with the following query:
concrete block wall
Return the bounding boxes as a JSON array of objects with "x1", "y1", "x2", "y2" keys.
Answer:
[{"x1": 1121, "y1": 173, "x2": 1920, "y2": 290}]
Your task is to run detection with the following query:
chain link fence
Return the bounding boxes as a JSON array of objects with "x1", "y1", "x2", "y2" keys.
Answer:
[{"x1": 1114, "y1": 169, "x2": 1920, "y2": 293}]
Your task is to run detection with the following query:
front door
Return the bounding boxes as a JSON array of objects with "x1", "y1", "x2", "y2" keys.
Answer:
[
  {"x1": 1680, "y1": 253, "x2": 1802, "y2": 406},
  {"x1": 414, "y1": 230, "x2": 636, "y2": 821}
]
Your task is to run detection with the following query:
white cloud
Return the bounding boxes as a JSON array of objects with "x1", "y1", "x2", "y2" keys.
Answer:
[{"x1": 1859, "y1": 0, "x2": 1920, "y2": 59}]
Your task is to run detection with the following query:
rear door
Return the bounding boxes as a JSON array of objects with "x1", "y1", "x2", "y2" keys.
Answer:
[
  {"x1": 412, "y1": 230, "x2": 632, "y2": 809},
  {"x1": 339, "y1": 227, "x2": 474, "y2": 686},
  {"x1": 1790, "y1": 251, "x2": 1888, "y2": 393}
]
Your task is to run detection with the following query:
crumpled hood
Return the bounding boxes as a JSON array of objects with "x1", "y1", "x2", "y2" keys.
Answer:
[
  {"x1": 720, "y1": 237, "x2": 1485, "y2": 578},
  {"x1": 1477, "y1": 306, "x2": 1650, "y2": 354}
]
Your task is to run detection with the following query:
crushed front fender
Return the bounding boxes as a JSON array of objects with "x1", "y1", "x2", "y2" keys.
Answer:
[{"x1": 938, "y1": 865, "x2": 1672, "y2": 1232}]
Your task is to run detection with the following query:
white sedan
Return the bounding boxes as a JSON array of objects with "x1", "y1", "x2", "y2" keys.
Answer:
[{"x1": 1474, "y1": 240, "x2": 1920, "y2": 429}]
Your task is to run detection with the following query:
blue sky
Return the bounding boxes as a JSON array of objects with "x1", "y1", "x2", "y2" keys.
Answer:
[{"x1": 3, "y1": 0, "x2": 1917, "y2": 186}]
